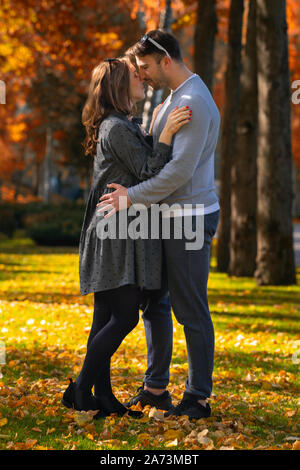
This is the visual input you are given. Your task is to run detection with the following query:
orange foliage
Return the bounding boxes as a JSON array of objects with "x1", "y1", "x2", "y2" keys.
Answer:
[
  {"x1": 0, "y1": 0, "x2": 142, "y2": 197},
  {"x1": 288, "y1": 0, "x2": 300, "y2": 173},
  {"x1": 0, "y1": 0, "x2": 300, "y2": 197}
]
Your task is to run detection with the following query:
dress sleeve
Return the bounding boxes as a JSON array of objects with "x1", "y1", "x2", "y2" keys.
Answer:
[{"x1": 107, "y1": 121, "x2": 172, "y2": 181}]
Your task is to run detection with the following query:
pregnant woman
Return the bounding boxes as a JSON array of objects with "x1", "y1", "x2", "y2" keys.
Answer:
[{"x1": 61, "y1": 57, "x2": 191, "y2": 418}]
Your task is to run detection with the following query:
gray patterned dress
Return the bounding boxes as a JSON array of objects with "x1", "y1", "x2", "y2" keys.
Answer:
[{"x1": 79, "y1": 111, "x2": 172, "y2": 296}]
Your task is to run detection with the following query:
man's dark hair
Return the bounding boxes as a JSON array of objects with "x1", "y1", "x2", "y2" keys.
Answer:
[{"x1": 131, "y1": 29, "x2": 183, "y2": 62}]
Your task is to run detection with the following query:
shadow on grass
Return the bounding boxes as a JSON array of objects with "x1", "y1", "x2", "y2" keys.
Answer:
[
  {"x1": 212, "y1": 310, "x2": 300, "y2": 331},
  {"x1": 208, "y1": 288, "x2": 300, "y2": 307},
  {"x1": 0, "y1": 291, "x2": 86, "y2": 304},
  {"x1": 214, "y1": 348, "x2": 299, "y2": 378},
  {"x1": 0, "y1": 244, "x2": 77, "y2": 255},
  {"x1": 0, "y1": 269, "x2": 62, "y2": 279}
]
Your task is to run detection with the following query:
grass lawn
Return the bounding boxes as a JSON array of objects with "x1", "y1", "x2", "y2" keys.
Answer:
[{"x1": 0, "y1": 237, "x2": 299, "y2": 450}]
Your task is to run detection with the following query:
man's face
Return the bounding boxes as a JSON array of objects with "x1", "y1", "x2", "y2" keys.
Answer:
[{"x1": 136, "y1": 54, "x2": 169, "y2": 90}]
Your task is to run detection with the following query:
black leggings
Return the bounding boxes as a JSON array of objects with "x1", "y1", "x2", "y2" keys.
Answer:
[{"x1": 76, "y1": 285, "x2": 141, "y2": 396}]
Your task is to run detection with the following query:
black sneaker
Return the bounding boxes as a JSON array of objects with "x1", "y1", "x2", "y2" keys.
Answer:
[
  {"x1": 124, "y1": 385, "x2": 173, "y2": 411},
  {"x1": 164, "y1": 392, "x2": 211, "y2": 420}
]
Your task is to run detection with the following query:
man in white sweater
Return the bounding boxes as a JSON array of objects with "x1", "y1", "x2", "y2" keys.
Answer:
[{"x1": 97, "y1": 30, "x2": 220, "y2": 419}]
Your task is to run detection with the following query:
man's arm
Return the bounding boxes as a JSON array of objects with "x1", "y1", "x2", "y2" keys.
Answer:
[
  {"x1": 97, "y1": 96, "x2": 211, "y2": 217},
  {"x1": 128, "y1": 95, "x2": 211, "y2": 208}
]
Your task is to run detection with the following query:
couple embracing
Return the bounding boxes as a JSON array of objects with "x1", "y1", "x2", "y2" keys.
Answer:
[{"x1": 62, "y1": 29, "x2": 220, "y2": 421}]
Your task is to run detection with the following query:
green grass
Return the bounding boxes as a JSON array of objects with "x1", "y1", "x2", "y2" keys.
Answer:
[{"x1": 0, "y1": 237, "x2": 299, "y2": 450}]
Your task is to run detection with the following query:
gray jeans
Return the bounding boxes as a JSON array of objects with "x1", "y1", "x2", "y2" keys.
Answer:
[{"x1": 142, "y1": 210, "x2": 220, "y2": 399}]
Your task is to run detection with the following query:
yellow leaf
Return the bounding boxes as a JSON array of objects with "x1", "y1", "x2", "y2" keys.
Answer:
[
  {"x1": 130, "y1": 402, "x2": 143, "y2": 412},
  {"x1": 32, "y1": 427, "x2": 42, "y2": 433},
  {"x1": 164, "y1": 430, "x2": 184, "y2": 441},
  {"x1": 261, "y1": 381, "x2": 272, "y2": 391},
  {"x1": 165, "y1": 438, "x2": 178, "y2": 447},
  {"x1": 74, "y1": 411, "x2": 93, "y2": 427},
  {"x1": 148, "y1": 408, "x2": 165, "y2": 420},
  {"x1": 84, "y1": 423, "x2": 97, "y2": 434},
  {"x1": 46, "y1": 428, "x2": 56, "y2": 435},
  {"x1": 293, "y1": 441, "x2": 300, "y2": 450},
  {"x1": 138, "y1": 415, "x2": 150, "y2": 423},
  {"x1": 0, "y1": 418, "x2": 8, "y2": 427},
  {"x1": 137, "y1": 433, "x2": 150, "y2": 442},
  {"x1": 24, "y1": 439, "x2": 37, "y2": 449}
]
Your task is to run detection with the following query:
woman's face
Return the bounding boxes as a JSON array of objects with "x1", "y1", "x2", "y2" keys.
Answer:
[{"x1": 128, "y1": 63, "x2": 145, "y2": 104}]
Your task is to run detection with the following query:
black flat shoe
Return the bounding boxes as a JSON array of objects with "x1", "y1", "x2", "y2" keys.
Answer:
[
  {"x1": 93, "y1": 393, "x2": 143, "y2": 419},
  {"x1": 62, "y1": 378, "x2": 102, "y2": 412}
]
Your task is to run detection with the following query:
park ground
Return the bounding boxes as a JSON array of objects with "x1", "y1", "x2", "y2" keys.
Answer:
[{"x1": 0, "y1": 236, "x2": 299, "y2": 450}]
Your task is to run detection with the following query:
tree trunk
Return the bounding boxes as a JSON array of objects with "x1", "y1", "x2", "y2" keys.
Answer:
[
  {"x1": 217, "y1": 0, "x2": 244, "y2": 273},
  {"x1": 229, "y1": 0, "x2": 258, "y2": 276},
  {"x1": 255, "y1": 0, "x2": 296, "y2": 285},
  {"x1": 43, "y1": 127, "x2": 53, "y2": 203},
  {"x1": 194, "y1": 0, "x2": 217, "y2": 92},
  {"x1": 142, "y1": 0, "x2": 172, "y2": 132}
]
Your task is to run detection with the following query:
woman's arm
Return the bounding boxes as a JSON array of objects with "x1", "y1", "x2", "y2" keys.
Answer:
[
  {"x1": 107, "y1": 122, "x2": 171, "y2": 181},
  {"x1": 107, "y1": 107, "x2": 191, "y2": 181}
]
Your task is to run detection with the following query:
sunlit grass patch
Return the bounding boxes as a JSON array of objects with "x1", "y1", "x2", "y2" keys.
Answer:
[{"x1": 0, "y1": 237, "x2": 299, "y2": 450}]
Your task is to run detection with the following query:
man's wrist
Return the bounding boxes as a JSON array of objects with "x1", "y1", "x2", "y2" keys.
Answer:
[{"x1": 126, "y1": 188, "x2": 133, "y2": 206}]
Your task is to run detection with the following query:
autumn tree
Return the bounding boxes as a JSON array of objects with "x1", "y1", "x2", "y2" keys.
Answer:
[
  {"x1": 254, "y1": 0, "x2": 296, "y2": 285},
  {"x1": 229, "y1": 0, "x2": 258, "y2": 276},
  {"x1": 194, "y1": 0, "x2": 218, "y2": 91},
  {"x1": 0, "y1": 0, "x2": 142, "y2": 201},
  {"x1": 217, "y1": 0, "x2": 245, "y2": 273}
]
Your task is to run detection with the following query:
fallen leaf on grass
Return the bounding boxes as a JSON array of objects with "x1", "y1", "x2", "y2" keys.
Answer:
[
  {"x1": 148, "y1": 408, "x2": 165, "y2": 421},
  {"x1": 74, "y1": 411, "x2": 93, "y2": 427},
  {"x1": 25, "y1": 439, "x2": 38, "y2": 449},
  {"x1": 129, "y1": 402, "x2": 143, "y2": 412},
  {"x1": 165, "y1": 438, "x2": 178, "y2": 448},
  {"x1": 0, "y1": 418, "x2": 7, "y2": 427},
  {"x1": 46, "y1": 428, "x2": 56, "y2": 435},
  {"x1": 197, "y1": 429, "x2": 214, "y2": 447},
  {"x1": 164, "y1": 429, "x2": 185, "y2": 441},
  {"x1": 292, "y1": 441, "x2": 300, "y2": 450},
  {"x1": 138, "y1": 415, "x2": 150, "y2": 423}
]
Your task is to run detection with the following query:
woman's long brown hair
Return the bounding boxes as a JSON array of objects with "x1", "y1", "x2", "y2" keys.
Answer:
[{"x1": 82, "y1": 58, "x2": 132, "y2": 156}]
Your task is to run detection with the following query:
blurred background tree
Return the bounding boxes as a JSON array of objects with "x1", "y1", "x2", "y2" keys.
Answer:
[{"x1": 0, "y1": 0, "x2": 299, "y2": 286}]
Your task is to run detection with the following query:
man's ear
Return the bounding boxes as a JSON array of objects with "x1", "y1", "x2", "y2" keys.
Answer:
[{"x1": 161, "y1": 56, "x2": 171, "y2": 69}]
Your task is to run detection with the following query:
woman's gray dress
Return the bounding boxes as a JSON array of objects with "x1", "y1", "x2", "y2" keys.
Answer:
[{"x1": 79, "y1": 111, "x2": 172, "y2": 295}]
